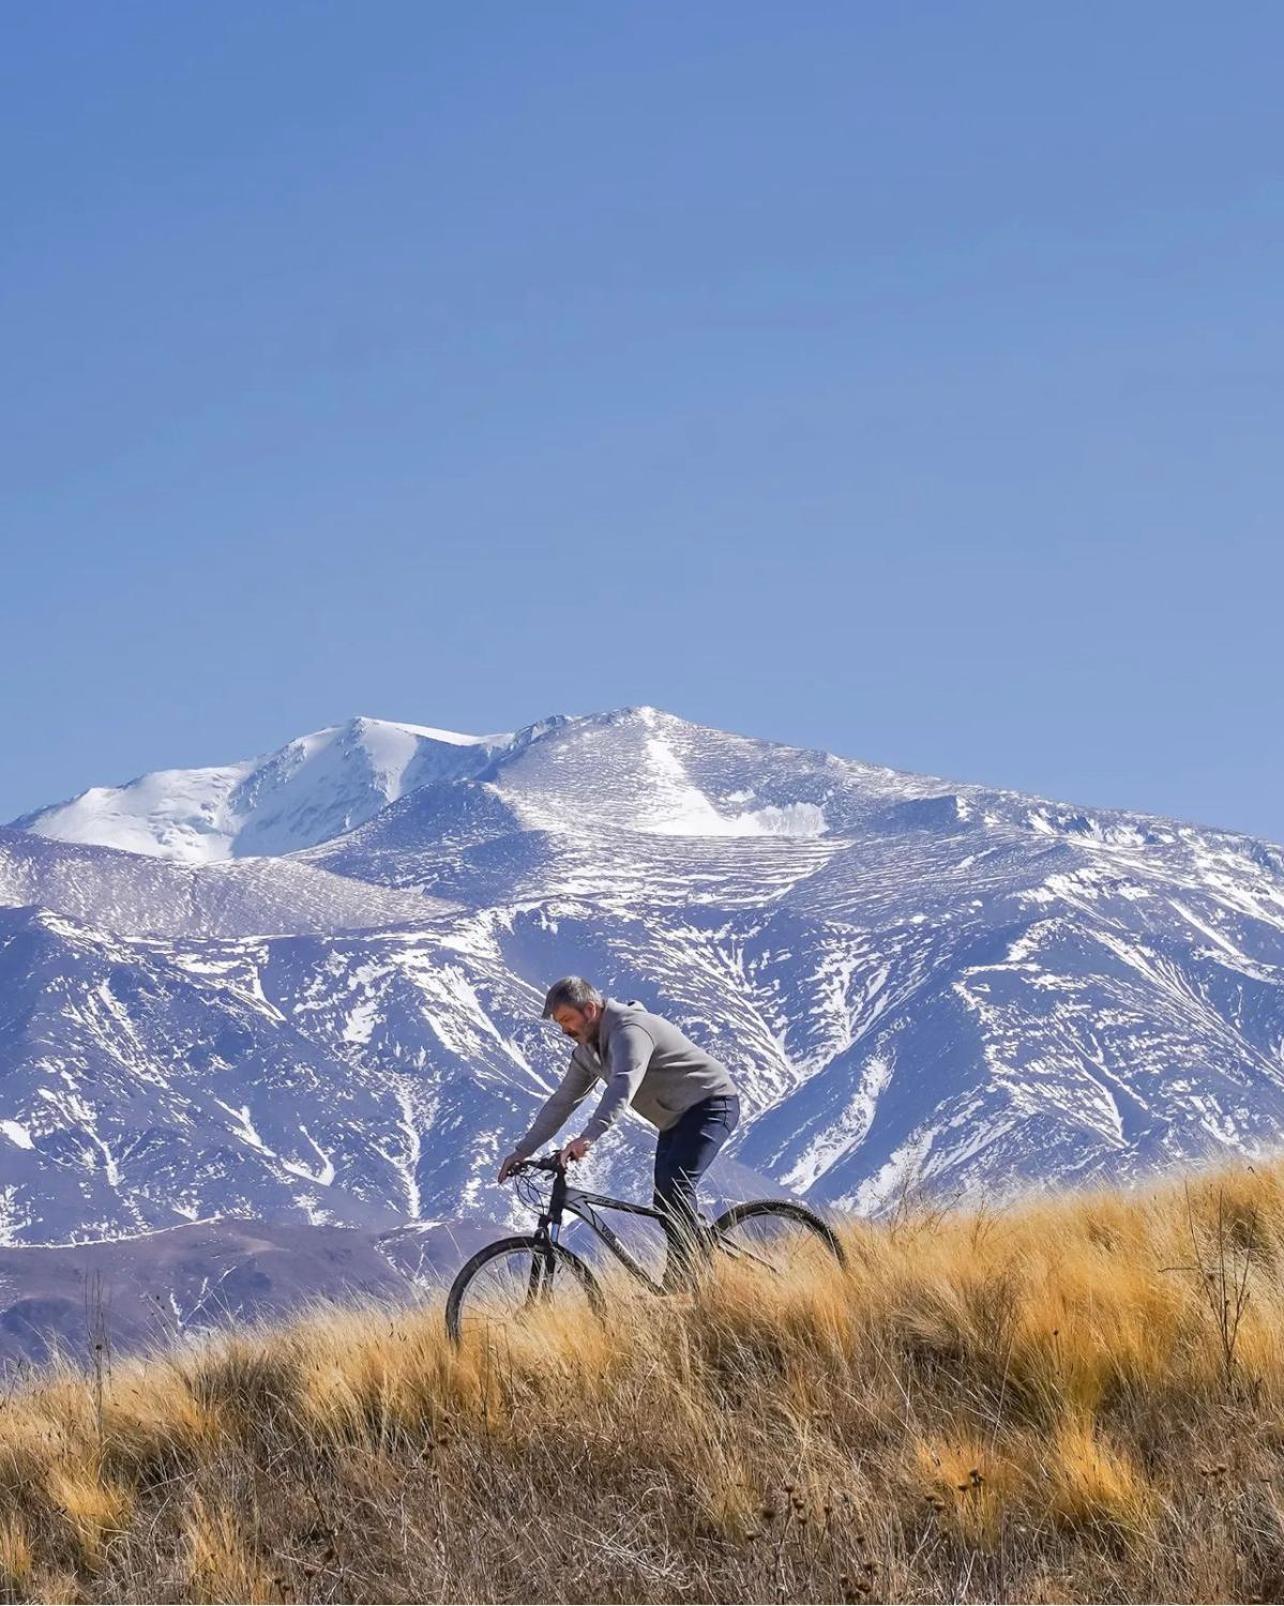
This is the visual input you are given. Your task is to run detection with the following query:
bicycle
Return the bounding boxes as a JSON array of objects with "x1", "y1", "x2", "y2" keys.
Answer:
[{"x1": 445, "y1": 1153, "x2": 848, "y2": 1345}]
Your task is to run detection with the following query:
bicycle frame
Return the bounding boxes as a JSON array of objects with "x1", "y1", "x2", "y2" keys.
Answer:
[
  {"x1": 532, "y1": 1165, "x2": 672, "y2": 1295},
  {"x1": 450, "y1": 1165, "x2": 845, "y2": 1345}
]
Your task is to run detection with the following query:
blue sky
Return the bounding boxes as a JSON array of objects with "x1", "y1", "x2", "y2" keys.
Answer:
[{"x1": 3, "y1": 2, "x2": 1282, "y2": 842}]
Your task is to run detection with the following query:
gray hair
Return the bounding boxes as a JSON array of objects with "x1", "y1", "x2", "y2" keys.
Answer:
[{"x1": 542, "y1": 976, "x2": 604, "y2": 1018}]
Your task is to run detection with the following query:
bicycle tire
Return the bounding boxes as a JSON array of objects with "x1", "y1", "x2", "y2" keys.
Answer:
[
  {"x1": 711, "y1": 1199, "x2": 848, "y2": 1271},
  {"x1": 445, "y1": 1234, "x2": 606, "y2": 1345}
]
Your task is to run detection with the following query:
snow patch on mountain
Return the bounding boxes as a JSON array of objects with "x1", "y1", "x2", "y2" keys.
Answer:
[
  {"x1": 14, "y1": 717, "x2": 502, "y2": 863},
  {"x1": 17, "y1": 762, "x2": 252, "y2": 861},
  {"x1": 730, "y1": 801, "x2": 828, "y2": 837}
]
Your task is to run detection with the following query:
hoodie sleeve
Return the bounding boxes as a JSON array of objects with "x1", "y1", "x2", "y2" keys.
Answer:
[
  {"x1": 512, "y1": 1054, "x2": 599, "y2": 1158},
  {"x1": 577, "y1": 1023, "x2": 654, "y2": 1143}
]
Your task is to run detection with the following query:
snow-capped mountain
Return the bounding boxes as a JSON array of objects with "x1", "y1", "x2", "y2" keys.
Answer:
[
  {"x1": 15, "y1": 717, "x2": 506, "y2": 863},
  {"x1": 3, "y1": 705, "x2": 1284, "y2": 1270}
]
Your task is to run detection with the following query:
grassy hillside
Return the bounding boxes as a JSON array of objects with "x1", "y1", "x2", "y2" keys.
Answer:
[{"x1": 6, "y1": 1161, "x2": 1284, "y2": 1603}]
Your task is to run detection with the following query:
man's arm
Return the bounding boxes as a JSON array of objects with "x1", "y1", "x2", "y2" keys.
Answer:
[
  {"x1": 510, "y1": 1056, "x2": 598, "y2": 1159},
  {"x1": 576, "y1": 1024, "x2": 653, "y2": 1144}
]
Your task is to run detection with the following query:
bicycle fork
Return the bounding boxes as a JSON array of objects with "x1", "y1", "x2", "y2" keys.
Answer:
[{"x1": 526, "y1": 1210, "x2": 561, "y2": 1303}]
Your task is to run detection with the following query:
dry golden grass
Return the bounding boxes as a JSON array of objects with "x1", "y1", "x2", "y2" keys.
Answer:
[
  {"x1": 183, "y1": 1494, "x2": 280, "y2": 1605},
  {"x1": 0, "y1": 1515, "x2": 34, "y2": 1597},
  {"x1": 5, "y1": 1158, "x2": 1284, "y2": 1601}
]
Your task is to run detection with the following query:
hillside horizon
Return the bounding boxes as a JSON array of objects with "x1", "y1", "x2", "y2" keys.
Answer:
[{"x1": 1, "y1": 1154, "x2": 1281, "y2": 1603}]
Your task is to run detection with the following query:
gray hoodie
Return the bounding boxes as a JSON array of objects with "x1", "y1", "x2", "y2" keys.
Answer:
[{"x1": 514, "y1": 997, "x2": 738, "y2": 1156}]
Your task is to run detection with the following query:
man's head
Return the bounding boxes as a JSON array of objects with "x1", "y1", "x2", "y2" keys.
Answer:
[{"x1": 542, "y1": 976, "x2": 605, "y2": 1046}]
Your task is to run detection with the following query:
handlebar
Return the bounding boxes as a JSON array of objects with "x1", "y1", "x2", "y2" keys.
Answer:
[{"x1": 507, "y1": 1153, "x2": 565, "y2": 1178}]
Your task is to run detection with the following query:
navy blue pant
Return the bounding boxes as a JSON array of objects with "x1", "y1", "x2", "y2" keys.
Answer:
[{"x1": 653, "y1": 1094, "x2": 741, "y2": 1286}]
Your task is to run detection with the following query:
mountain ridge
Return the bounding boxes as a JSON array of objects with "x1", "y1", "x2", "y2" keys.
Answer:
[
  {"x1": 12, "y1": 716, "x2": 509, "y2": 864},
  {"x1": 0, "y1": 703, "x2": 1280, "y2": 1282},
  {"x1": 14, "y1": 704, "x2": 1281, "y2": 859}
]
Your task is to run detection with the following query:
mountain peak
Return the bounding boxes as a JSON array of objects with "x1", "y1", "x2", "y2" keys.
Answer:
[
  {"x1": 12, "y1": 717, "x2": 501, "y2": 864},
  {"x1": 7, "y1": 706, "x2": 930, "y2": 863},
  {"x1": 345, "y1": 716, "x2": 491, "y2": 748}
]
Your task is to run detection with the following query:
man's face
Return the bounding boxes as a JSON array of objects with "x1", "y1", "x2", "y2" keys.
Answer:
[{"x1": 552, "y1": 1002, "x2": 599, "y2": 1045}]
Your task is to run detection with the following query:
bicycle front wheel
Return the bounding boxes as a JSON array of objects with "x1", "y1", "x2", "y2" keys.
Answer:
[
  {"x1": 712, "y1": 1199, "x2": 848, "y2": 1277},
  {"x1": 445, "y1": 1234, "x2": 606, "y2": 1346}
]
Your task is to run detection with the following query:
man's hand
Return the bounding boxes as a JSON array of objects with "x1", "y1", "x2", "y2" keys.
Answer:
[
  {"x1": 497, "y1": 1151, "x2": 524, "y2": 1184},
  {"x1": 556, "y1": 1136, "x2": 592, "y2": 1167}
]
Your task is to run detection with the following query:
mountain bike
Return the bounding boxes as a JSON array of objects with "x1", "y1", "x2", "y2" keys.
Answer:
[{"x1": 445, "y1": 1153, "x2": 847, "y2": 1344}]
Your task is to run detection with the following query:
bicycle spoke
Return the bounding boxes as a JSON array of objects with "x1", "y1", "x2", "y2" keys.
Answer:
[{"x1": 718, "y1": 1235, "x2": 785, "y2": 1274}]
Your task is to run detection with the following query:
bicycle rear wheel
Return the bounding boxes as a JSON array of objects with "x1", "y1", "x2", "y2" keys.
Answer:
[
  {"x1": 712, "y1": 1199, "x2": 847, "y2": 1277},
  {"x1": 445, "y1": 1234, "x2": 606, "y2": 1346}
]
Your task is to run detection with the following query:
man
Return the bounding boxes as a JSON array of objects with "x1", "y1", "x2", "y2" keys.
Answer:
[{"x1": 497, "y1": 977, "x2": 741, "y2": 1288}]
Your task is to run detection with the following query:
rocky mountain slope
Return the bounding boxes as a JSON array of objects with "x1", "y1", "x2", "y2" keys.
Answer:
[{"x1": 2, "y1": 706, "x2": 1282, "y2": 1267}]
